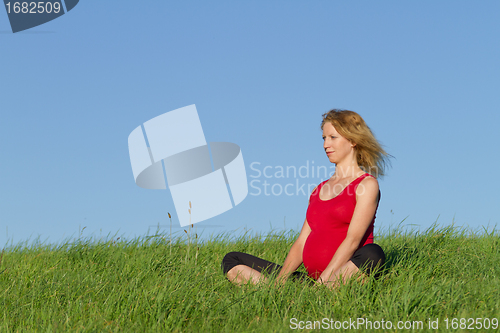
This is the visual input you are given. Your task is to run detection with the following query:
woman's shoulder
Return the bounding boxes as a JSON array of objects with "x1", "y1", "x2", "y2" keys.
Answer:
[
  {"x1": 315, "y1": 179, "x2": 329, "y2": 190},
  {"x1": 356, "y1": 173, "x2": 380, "y2": 200},
  {"x1": 358, "y1": 173, "x2": 379, "y2": 187},
  {"x1": 309, "y1": 179, "x2": 328, "y2": 199}
]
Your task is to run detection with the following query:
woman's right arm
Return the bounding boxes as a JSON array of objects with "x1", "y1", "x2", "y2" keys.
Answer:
[
  {"x1": 275, "y1": 219, "x2": 311, "y2": 283},
  {"x1": 275, "y1": 185, "x2": 317, "y2": 284}
]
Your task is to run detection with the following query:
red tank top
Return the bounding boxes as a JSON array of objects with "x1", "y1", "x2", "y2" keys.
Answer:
[{"x1": 302, "y1": 173, "x2": 378, "y2": 279}]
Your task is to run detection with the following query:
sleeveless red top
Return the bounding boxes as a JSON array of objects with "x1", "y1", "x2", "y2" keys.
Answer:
[{"x1": 302, "y1": 173, "x2": 378, "y2": 279}]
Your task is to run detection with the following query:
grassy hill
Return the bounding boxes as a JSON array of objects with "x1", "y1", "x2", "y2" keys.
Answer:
[{"x1": 1, "y1": 224, "x2": 499, "y2": 332}]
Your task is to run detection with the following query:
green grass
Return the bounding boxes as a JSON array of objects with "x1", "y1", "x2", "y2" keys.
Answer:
[{"x1": 0, "y1": 224, "x2": 499, "y2": 332}]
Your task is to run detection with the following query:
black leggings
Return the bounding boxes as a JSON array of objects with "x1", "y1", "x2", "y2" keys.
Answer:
[{"x1": 221, "y1": 243, "x2": 385, "y2": 282}]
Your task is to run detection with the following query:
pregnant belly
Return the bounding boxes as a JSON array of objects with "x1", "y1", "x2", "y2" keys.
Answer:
[{"x1": 303, "y1": 231, "x2": 342, "y2": 280}]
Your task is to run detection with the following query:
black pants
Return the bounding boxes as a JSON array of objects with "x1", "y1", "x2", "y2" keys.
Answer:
[
  {"x1": 221, "y1": 243, "x2": 385, "y2": 282},
  {"x1": 221, "y1": 251, "x2": 313, "y2": 284}
]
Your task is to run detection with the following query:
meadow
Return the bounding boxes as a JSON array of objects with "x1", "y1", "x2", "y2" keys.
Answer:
[{"x1": 0, "y1": 223, "x2": 499, "y2": 332}]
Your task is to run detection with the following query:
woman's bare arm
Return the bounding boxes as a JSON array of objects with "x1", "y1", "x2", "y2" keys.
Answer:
[
  {"x1": 275, "y1": 186, "x2": 317, "y2": 284},
  {"x1": 318, "y1": 177, "x2": 380, "y2": 284},
  {"x1": 275, "y1": 218, "x2": 311, "y2": 283}
]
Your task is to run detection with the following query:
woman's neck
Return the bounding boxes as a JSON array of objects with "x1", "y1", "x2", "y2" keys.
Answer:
[{"x1": 332, "y1": 162, "x2": 363, "y2": 180}]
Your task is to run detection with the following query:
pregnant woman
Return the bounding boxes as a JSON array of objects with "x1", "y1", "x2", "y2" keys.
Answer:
[{"x1": 221, "y1": 109, "x2": 391, "y2": 287}]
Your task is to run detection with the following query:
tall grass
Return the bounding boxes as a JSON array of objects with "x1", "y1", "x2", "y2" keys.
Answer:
[{"x1": 0, "y1": 224, "x2": 498, "y2": 332}]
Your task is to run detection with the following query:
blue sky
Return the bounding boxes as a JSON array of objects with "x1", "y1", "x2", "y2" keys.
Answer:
[{"x1": 1, "y1": 1, "x2": 499, "y2": 247}]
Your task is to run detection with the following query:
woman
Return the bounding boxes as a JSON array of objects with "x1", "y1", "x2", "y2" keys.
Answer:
[{"x1": 221, "y1": 109, "x2": 392, "y2": 287}]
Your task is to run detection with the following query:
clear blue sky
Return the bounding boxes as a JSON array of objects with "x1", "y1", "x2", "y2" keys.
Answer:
[{"x1": 1, "y1": 1, "x2": 499, "y2": 247}]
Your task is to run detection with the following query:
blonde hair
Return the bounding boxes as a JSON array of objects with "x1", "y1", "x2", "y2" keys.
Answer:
[{"x1": 321, "y1": 109, "x2": 393, "y2": 178}]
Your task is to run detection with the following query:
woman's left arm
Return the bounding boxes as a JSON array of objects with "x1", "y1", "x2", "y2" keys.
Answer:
[{"x1": 318, "y1": 177, "x2": 380, "y2": 284}]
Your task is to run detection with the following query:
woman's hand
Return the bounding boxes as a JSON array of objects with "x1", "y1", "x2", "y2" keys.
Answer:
[
  {"x1": 273, "y1": 275, "x2": 288, "y2": 289},
  {"x1": 315, "y1": 276, "x2": 339, "y2": 290}
]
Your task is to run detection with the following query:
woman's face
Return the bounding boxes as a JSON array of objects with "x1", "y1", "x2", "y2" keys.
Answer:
[{"x1": 322, "y1": 122, "x2": 355, "y2": 164}]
